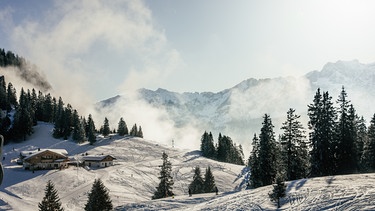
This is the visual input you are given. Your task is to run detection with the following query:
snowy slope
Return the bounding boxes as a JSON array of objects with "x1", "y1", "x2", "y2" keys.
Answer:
[
  {"x1": 2, "y1": 123, "x2": 375, "y2": 210},
  {"x1": 117, "y1": 173, "x2": 375, "y2": 210},
  {"x1": 0, "y1": 123, "x2": 245, "y2": 211}
]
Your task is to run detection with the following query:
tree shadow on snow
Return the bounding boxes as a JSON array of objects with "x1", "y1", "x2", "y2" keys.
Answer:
[
  {"x1": 286, "y1": 178, "x2": 308, "y2": 193},
  {"x1": 182, "y1": 150, "x2": 202, "y2": 162}
]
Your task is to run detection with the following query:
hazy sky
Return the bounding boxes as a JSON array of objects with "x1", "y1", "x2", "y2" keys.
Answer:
[{"x1": 1, "y1": 0, "x2": 375, "y2": 102}]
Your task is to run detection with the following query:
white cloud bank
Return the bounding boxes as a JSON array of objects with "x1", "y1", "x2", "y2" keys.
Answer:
[{"x1": 1, "y1": 0, "x2": 183, "y2": 113}]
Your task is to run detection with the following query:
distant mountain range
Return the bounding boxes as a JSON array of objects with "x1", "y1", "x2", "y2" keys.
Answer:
[{"x1": 97, "y1": 60, "x2": 375, "y2": 148}]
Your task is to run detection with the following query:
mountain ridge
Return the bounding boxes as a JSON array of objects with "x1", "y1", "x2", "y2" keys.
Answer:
[{"x1": 97, "y1": 60, "x2": 375, "y2": 153}]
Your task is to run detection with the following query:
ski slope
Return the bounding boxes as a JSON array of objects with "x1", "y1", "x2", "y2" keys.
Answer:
[
  {"x1": 1, "y1": 122, "x2": 375, "y2": 210},
  {"x1": 0, "y1": 122, "x2": 245, "y2": 210}
]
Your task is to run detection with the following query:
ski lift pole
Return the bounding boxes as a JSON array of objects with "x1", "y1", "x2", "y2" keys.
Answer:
[{"x1": 0, "y1": 135, "x2": 4, "y2": 186}]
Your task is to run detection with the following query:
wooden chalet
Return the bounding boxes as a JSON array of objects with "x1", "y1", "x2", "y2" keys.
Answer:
[
  {"x1": 82, "y1": 155, "x2": 116, "y2": 168},
  {"x1": 22, "y1": 149, "x2": 69, "y2": 170}
]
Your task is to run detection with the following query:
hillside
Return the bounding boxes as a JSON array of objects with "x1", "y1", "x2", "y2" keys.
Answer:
[
  {"x1": 0, "y1": 122, "x2": 246, "y2": 210},
  {"x1": 1, "y1": 123, "x2": 375, "y2": 210},
  {"x1": 118, "y1": 173, "x2": 375, "y2": 210}
]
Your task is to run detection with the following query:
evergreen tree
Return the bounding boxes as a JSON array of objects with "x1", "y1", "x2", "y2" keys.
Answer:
[
  {"x1": 43, "y1": 94, "x2": 54, "y2": 122},
  {"x1": 30, "y1": 89, "x2": 38, "y2": 125},
  {"x1": 12, "y1": 88, "x2": 33, "y2": 140},
  {"x1": 137, "y1": 125, "x2": 143, "y2": 138},
  {"x1": 153, "y1": 152, "x2": 174, "y2": 199},
  {"x1": 200, "y1": 131, "x2": 216, "y2": 158},
  {"x1": 248, "y1": 134, "x2": 262, "y2": 188},
  {"x1": 280, "y1": 108, "x2": 309, "y2": 181},
  {"x1": 130, "y1": 124, "x2": 138, "y2": 136},
  {"x1": 53, "y1": 97, "x2": 65, "y2": 138},
  {"x1": 35, "y1": 90, "x2": 45, "y2": 121},
  {"x1": 87, "y1": 114, "x2": 96, "y2": 145},
  {"x1": 308, "y1": 89, "x2": 336, "y2": 176},
  {"x1": 6, "y1": 82, "x2": 17, "y2": 110},
  {"x1": 0, "y1": 76, "x2": 7, "y2": 110},
  {"x1": 72, "y1": 111, "x2": 86, "y2": 143},
  {"x1": 361, "y1": 114, "x2": 375, "y2": 172},
  {"x1": 203, "y1": 166, "x2": 216, "y2": 193},
  {"x1": 62, "y1": 104, "x2": 73, "y2": 139},
  {"x1": 268, "y1": 176, "x2": 286, "y2": 209},
  {"x1": 117, "y1": 117, "x2": 128, "y2": 136},
  {"x1": 102, "y1": 117, "x2": 110, "y2": 137},
  {"x1": 258, "y1": 114, "x2": 278, "y2": 186},
  {"x1": 84, "y1": 178, "x2": 112, "y2": 211},
  {"x1": 189, "y1": 166, "x2": 204, "y2": 194},
  {"x1": 335, "y1": 87, "x2": 357, "y2": 174},
  {"x1": 38, "y1": 180, "x2": 64, "y2": 211},
  {"x1": 216, "y1": 133, "x2": 225, "y2": 161},
  {"x1": 357, "y1": 116, "x2": 367, "y2": 170}
]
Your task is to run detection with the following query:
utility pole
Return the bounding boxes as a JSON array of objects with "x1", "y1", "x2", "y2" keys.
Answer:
[{"x1": 172, "y1": 139, "x2": 174, "y2": 148}]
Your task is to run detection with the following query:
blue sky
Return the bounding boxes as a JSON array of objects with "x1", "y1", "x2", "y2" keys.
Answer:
[{"x1": 1, "y1": 0, "x2": 375, "y2": 104}]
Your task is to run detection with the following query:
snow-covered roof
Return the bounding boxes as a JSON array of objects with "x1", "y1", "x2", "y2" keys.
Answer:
[
  {"x1": 20, "y1": 149, "x2": 68, "y2": 157},
  {"x1": 23, "y1": 149, "x2": 68, "y2": 160},
  {"x1": 82, "y1": 155, "x2": 116, "y2": 162}
]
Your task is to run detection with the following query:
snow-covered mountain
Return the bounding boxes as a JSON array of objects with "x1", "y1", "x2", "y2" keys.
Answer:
[{"x1": 97, "y1": 60, "x2": 375, "y2": 152}]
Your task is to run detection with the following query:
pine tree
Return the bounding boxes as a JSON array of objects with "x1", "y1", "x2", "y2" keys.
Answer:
[
  {"x1": 361, "y1": 114, "x2": 375, "y2": 172},
  {"x1": 152, "y1": 152, "x2": 174, "y2": 199},
  {"x1": 188, "y1": 166, "x2": 204, "y2": 194},
  {"x1": 308, "y1": 89, "x2": 336, "y2": 176},
  {"x1": 43, "y1": 94, "x2": 54, "y2": 122},
  {"x1": 137, "y1": 126, "x2": 143, "y2": 138},
  {"x1": 203, "y1": 166, "x2": 216, "y2": 193},
  {"x1": 357, "y1": 116, "x2": 367, "y2": 170},
  {"x1": 30, "y1": 88, "x2": 38, "y2": 125},
  {"x1": 216, "y1": 133, "x2": 226, "y2": 161},
  {"x1": 53, "y1": 97, "x2": 65, "y2": 138},
  {"x1": 268, "y1": 176, "x2": 286, "y2": 209},
  {"x1": 102, "y1": 117, "x2": 110, "y2": 137},
  {"x1": 87, "y1": 114, "x2": 96, "y2": 145},
  {"x1": 200, "y1": 131, "x2": 216, "y2": 158},
  {"x1": 72, "y1": 111, "x2": 86, "y2": 143},
  {"x1": 38, "y1": 180, "x2": 64, "y2": 211},
  {"x1": 12, "y1": 88, "x2": 33, "y2": 140},
  {"x1": 84, "y1": 178, "x2": 112, "y2": 211},
  {"x1": 258, "y1": 114, "x2": 278, "y2": 186},
  {"x1": 280, "y1": 108, "x2": 308, "y2": 181},
  {"x1": 62, "y1": 104, "x2": 73, "y2": 139},
  {"x1": 7, "y1": 82, "x2": 17, "y2": 110},
  {"x1": 0, "y1": 76, "x2": 7, "y2": 110},
  {"x1": 249, "y1": 134, "x2": 262, "y2": 188},
  {"x1": 130, "y1": 124, "x2": 138, "y2": 136},
  {"x1": 35, "y1": 90, "x2": 45, "y2": 121},
  {"x1": 117, "y1": 117, "x2": 128, "y2": 136},
  {"x1": 335, "y1": 87, "x2": 357, "y2": 174}
]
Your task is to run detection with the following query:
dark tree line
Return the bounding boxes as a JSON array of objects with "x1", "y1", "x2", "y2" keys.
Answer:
[
  {"x1": 0, "y1": 48, "x2": 23, "y2": 68},
  {"x1": 188, "y1": 166, "x2": 217, "y2": 195},
  {"x1": 0, "y1": 75, "x2": 144, "y2": 144},
  {"x1": 248, "y1": 86, "x2": 375, "y2": 191},
  {"x1": 200, "y1": 131, "x2": 244, "y2": 165},
  {"x1": 0, "y1": 48, "x2": 51, "y2": 90}
]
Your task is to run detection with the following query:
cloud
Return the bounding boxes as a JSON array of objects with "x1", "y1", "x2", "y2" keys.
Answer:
[
  {"x1": 1, "y1": 0, "x2": 182, "y2": 114},
  {"x1": 1, "y1": 0, "x2": 195, "y2": 150},
  {"x1": 93, "y1": 92, "x2": 202, "y2": 150}
]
